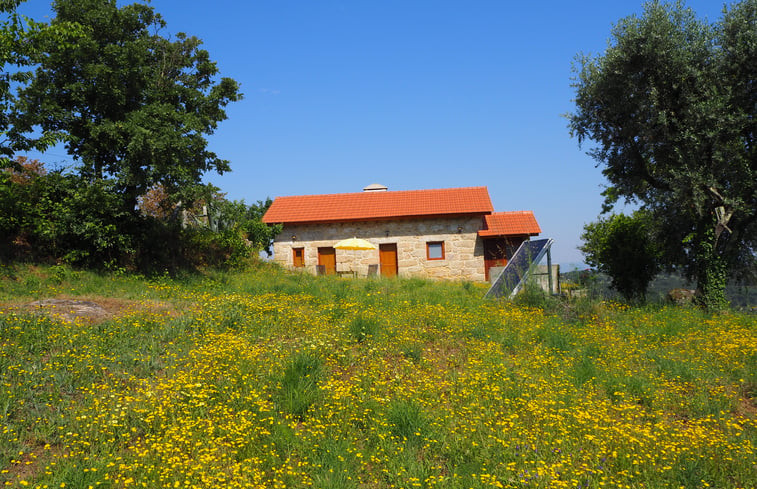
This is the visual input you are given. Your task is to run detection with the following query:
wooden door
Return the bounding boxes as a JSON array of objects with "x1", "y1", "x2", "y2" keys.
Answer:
[
  {"x1": 292, "y1": 247, "x2": 304, "y2": 267},
  {"x1": 318, "y1": 247, "x2": 336, "y2": 275},
  {"x1": 379, "y1": 243, "x2": 398, "y2": 278}
]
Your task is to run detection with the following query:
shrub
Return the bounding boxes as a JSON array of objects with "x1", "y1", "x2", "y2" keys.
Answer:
[{"x1": 580, "y1": 211, "x2": 660, "y2": 302}]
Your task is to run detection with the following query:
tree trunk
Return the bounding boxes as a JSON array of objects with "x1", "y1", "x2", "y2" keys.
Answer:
[
  {"x1": 694, "y1": 228, "x2": 728, "y2": 310},
  {"x1": 123, "y1": 185, "x2": 141, "y2": 218}
]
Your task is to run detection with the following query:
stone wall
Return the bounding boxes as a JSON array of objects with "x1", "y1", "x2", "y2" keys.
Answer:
[
  {"x1": 271, "y1": 216, "x2": 486, "y2": 281},
  {"x1": 531, "y1": 264, "x2": 561, "y2": 295}
]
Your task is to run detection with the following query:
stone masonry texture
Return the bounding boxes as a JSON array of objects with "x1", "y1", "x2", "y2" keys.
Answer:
[{"x1": 272, "y1": 216, "x2": 486, "y2": 281}]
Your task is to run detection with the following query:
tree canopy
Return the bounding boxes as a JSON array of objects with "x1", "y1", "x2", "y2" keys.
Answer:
[
  {"x1": 11, "y1": 0, "x2": 241, "y2": 213},
  {"x1": 1, "y1": 0, "x2": 82, "y2": 162},
  {"x1": 580, "y1": 211, "x2": 660, "y2": 302},
  {"x1": 1, "y1": 0, "x2": 39, "y2": 161},
  {"x1": 0, "y1": 1, "x2": 284, "y2": 271},
  {"x1": 569, "y1": 0, "x2": 756, "y2": 308}
]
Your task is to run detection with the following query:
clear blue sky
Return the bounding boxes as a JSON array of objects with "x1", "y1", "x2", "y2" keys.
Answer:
[{"x1": 19, "y1": 0, "x2": 728, "y2": 267}]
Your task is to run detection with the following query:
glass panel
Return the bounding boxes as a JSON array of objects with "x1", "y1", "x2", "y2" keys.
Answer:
[
  {"x1": 486, "y1": 239, "x2": 552, "y2": 298},
  {"x1": 428, "y1": 242, "x2": 443, "y2": 259}
]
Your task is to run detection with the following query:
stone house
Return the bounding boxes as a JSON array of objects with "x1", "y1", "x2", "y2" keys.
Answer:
[{"x1": 262, "y1": 185, "x2": 541, "y2": 282}]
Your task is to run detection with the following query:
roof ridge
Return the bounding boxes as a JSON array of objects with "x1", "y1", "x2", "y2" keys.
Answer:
[{"x1": 272, "y1": 185, "x2": 489, "y2": 200}]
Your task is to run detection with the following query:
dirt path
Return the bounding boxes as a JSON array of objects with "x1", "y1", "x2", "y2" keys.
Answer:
[{"x1": 2, "y1": 296, "x2": 174, "y2": 323}]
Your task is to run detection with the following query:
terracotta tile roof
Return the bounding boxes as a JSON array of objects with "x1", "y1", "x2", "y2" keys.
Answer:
[
  {"x1": 262, "y1": 186, "x2": 494, "y2": 224},
  {"x1": 478, "y1": 211, "x2": 541, "y2": 237}
]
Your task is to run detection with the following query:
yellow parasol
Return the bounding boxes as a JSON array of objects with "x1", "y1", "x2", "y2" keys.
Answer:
[
  {"x1": 333, "y1": 237, "x2": 378, "y2": 250},
  {"x1": 333, "y1": 237, "x2": 377, "y2": 275}
]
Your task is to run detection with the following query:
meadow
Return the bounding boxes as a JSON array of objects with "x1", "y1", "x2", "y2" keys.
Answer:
[{"x1": 0, "y1": 263, "x2": 755, "y2": 488}]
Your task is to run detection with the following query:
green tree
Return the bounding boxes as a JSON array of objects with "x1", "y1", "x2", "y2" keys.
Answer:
[
  {"x1": 0, "y1": 159, "x2": 134, "y2": 266},
  {"x1": 569, "y1": 0, "x2": 756, "y2": 309},
  {"x1": 580, "y1": 212, "x2": 660, "y2": 302},
  {"x1": 204, "y1": 195, "x2": 281, "y2": 257},
  {"x1": 1, "y1": 0, "x2": 39, "y2": 162},
  {"x1": 244, "y1": 198, "x2": 281, "y2": 256},
  {"x1": 11, "y1": 0, "x2": 241, "y2": 214},
  {"x1": 174, "y1": 195, "x2": 279, "y2": 269},
  {"x1": 1, "y1": 1, "x2": 82, "y2": 162}
]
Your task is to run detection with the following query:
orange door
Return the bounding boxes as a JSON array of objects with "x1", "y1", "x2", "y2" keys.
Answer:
[
  {"x1": 379, "y1": 243, "x2": 398, "y2": 277},
  {"x1": 292, "y1": 247, "x2": 305, "y2": 267},
  {"x1": 318, "y1": 247, "x2": 336, "y2": 275}
]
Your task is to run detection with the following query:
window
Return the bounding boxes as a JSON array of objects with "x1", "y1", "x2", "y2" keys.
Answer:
[
  {"x1": 292, "y1": 247, "x2": 305, "y2": 267},
  {"x1": 426, "y1": 241, "x2": 445, "y2": 260}
]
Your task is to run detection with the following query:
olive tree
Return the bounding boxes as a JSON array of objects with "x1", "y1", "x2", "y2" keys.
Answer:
[{"x1": 569, "y1": 0, "x2": 756, "y2": 309}]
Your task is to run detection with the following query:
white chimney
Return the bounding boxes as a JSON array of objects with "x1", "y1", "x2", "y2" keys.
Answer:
[{"x1": 363, "y1": 183, "x2": 388, "y2": 192}]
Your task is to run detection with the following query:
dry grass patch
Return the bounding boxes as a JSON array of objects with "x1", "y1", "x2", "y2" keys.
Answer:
[{"x1": 0, "y1": 296, "x2": 177, "y2": 324}]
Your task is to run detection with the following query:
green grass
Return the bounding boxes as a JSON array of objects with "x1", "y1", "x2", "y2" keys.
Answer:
[
  {"x1": 277, "y1": 351, "x2": 324, "y2": 420},
  {"x1": 0, "y1": 262, "x2": 755, "y2": 488},
  {"x1": 348, "y1": 315, "x2": 381, "y2": 343},
  {"x1": 386, "y1": 399, "x2": 430, "y2": 445}
]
